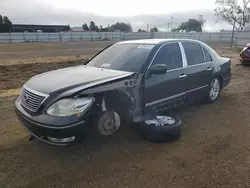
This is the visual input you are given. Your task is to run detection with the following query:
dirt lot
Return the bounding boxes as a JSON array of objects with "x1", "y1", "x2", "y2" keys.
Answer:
[{"x1": 0, "y1": 42, "x2": 250, "y2": 188}]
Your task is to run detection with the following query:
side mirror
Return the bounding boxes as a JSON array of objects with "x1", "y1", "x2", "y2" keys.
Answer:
[{"x1": 149, "y1": 64, "x2": 167, "y2": 75}]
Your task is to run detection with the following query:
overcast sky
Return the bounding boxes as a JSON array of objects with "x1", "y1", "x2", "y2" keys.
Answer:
[{"x1": 1, "y1": 0, "x2": 232, "y2": 31}]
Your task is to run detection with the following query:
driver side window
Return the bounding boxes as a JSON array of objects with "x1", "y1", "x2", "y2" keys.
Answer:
[{"x1": 152, "y1": 43, "x2": 183, "y2": 70}]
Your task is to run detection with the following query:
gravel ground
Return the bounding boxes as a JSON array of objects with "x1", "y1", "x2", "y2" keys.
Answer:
[{"x1": 0, "y1": 42, "x2": 250, "y2": 188}]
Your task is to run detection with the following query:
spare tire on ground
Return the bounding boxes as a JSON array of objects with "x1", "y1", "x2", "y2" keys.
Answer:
[{"x1": 136, "y1": 115, "x2": 182, "y2": 143}]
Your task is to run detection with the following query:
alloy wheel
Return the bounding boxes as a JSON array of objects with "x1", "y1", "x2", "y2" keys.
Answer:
[{"x1": 209, "y1": 78, "x2": 220, "y2": 100}]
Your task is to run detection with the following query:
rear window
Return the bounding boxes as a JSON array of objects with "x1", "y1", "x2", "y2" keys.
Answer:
[
  {"x1": 182, "y1": 42, "x2": 205, "y2": 66},
  {"x1": 87, "y1": 43, "x2": 154, "y2": 72},
  {"x1": 203, "y1": 48, "x2": 213, "y2": 62}
]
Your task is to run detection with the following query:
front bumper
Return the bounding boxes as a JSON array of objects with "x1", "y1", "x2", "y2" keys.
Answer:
[{"x1": 14, "y1": 97, "x2": 91, "y2": 146}]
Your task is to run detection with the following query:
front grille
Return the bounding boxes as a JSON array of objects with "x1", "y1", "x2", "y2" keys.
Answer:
[{"x1": 20, "y1": 86, "x2": 49, "y2": 112}]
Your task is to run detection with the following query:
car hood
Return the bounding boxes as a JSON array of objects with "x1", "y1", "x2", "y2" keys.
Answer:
[{"x1": 25, "y1": 65, "x2": 134, "y2": 94}]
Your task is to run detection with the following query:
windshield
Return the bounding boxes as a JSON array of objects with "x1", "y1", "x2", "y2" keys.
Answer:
[{"x1": 87, "y1": 43, "x2": 154, "y2": 72}]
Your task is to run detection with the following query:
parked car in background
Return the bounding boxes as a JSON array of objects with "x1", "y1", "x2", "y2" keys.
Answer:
[
  {"x1": 240, "y1": 43, "x2": 250, "y2": 64},
  {"x1": 14, "y1": 39, "x2": 232, "y2": 146}
]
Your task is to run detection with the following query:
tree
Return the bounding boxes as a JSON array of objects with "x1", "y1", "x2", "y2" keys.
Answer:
[
  {"x1": 0, "y1": 15, "x2": 3, "y2": 24},
  {"x1": 3, "y1": 16, "x2": 12, "y2": 25},
  {"x1": 95, "y1": 25, "x2": 99, "y2": 32},
  {"x1": 150, "y1": 27, "x2": 158, "y2": 32},
  {"x1": 110, "y1": 22, "x2": 132, "y2": 32},
  {"x1": 89, "y1": 21, "x2": 96, "y2": 31},
  {"x1": 138, "y1": 29, "x2": 146, "y2": 32},
  {"x1": 0, "y1": 15, "x2": 12, "y2": 32},
  {"x1": 172, "y1": 19, "x2": 203, "y2": 32},
  {"x1": 99, "y1": 25, "x2": 103, "y2": 31},
  {"x1": 82, "y1": 23, "x2": 89, "y2": 30},
  {"x1": 214, "y1": 0, "x2": 250, "y2": 30},
  {"x1": 101, "y1": 27, "x2": 110, "y2": 32}
]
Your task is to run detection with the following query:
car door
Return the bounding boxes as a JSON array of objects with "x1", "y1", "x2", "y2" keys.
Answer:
[
  {"x1": 144, "y1": 42, "x2": 188, "y2": 109},
  {"x1": 180, "y1": 42, "x2": 214, "y2": 103}
]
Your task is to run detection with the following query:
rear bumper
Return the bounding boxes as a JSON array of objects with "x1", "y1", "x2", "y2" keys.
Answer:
[
  {"x1": 14, "y1": 97, "x2": 91, "y2": 146},
  {"x1": 223, "y1": 76, "x2": 231, "y2": 88}
]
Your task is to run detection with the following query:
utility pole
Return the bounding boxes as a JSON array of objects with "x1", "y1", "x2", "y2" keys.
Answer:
[
  {"x1": 199, "y1": 15, "x2": 204, "y2": 24},
  {"x1": 147, "y1": 24, "x2": 149, "y2": 32},
  {"x1": 199, "y1": 15, "x2": 204, "y2": 31},
  {"x1": 168, "y1": 23, "x2": 170, "y2": 32},
  {"x1": 199, "y1": 15, "x2": 203, "y2": 21},
  {"x1": 170, "y1": 17, "x2": 173, "y2": 31}
]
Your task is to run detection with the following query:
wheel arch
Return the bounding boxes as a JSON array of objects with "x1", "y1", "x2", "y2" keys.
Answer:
[
  {"x1": 101, "y1": 90, "x2": 135, "y2": 122},
  {"x1": 215, "y1": 74, "x2": 223, "y2": 89}
]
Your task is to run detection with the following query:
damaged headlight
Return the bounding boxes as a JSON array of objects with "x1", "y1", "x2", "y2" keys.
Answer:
[{"x1": 47, "y1": 97, "x2": 95, "y2": 117}]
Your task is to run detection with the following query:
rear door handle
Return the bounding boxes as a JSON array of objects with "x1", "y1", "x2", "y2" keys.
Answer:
[
  {"x1": 179, "y1": 74, "x2": 187, "y2": 79},
  {"x1": 207, "y1": 67, "x2": 213, "y2": 71}
]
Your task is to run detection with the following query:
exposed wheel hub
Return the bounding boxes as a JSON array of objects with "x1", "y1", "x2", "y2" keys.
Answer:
[{"x1": 97, "y1": 111, "x2": 121, "y2": 136}]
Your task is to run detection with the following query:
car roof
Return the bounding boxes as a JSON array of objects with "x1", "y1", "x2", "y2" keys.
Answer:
[{"x1": 117, "y1": 38, "x2": 203, "y2": 45}]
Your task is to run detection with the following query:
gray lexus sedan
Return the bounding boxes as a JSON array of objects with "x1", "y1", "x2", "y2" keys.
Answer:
[{"x1": 14, "y1": 39, "x2": 232, "y2": 146}]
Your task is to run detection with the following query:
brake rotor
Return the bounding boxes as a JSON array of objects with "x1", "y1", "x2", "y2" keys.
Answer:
[{"x1": 97, "y1": 111, "x2": 121, "y2": 136}]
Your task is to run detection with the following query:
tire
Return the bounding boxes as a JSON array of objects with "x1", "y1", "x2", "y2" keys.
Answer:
[
  {"x1": 204, "y1": 77, "x2": 221, "y2": 104},
  {"x1": 136, "y1": 115, "x2": 182, "y2": 143}
]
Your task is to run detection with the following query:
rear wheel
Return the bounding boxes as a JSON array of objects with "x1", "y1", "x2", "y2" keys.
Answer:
[{"x1": 204, "y1": 77, "x2": 221, "y2": 104}]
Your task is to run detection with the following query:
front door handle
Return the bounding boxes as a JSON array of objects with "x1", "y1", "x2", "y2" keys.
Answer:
[
  {"x1": 207, "y1": 67, "x2": 213, "y2": 71},
  {"x1": 179, "y1": 74, "x2": 187, "y2": 79}
]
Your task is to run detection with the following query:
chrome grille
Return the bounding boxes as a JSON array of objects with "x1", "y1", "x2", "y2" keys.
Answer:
[{"x1": 20, "y1": 86, "x2": 49, "y2": 112}]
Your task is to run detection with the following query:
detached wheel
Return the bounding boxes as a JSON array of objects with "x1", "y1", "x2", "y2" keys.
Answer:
[
  {"x1": 204, "y1": 77, "x2": 221, "y2": 104},
  {"x1": 137, "y1": 115, "x2": 182, "y2": 143}
]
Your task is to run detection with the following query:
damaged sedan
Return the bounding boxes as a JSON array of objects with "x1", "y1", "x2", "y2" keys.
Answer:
[{"x1": 14, "y1": 39, "x2": 232, "y2": 146}]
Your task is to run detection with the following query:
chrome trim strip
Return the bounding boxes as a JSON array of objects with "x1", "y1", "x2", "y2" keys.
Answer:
[
  {"x1": 224, "y1": 76, "x2": 231, "y2": 80},
  {"x1": 178, "y1": 42, "x2": 187, "y2": 67},
  {"x1": 186, "y1": 85, "x2": 208, "y2": 93},
  {"x1": 146, "y1": 42, "x2": 184, "y2": 73},
  {"x1": 145, "y1": 85, "x2": 209, "y2": 107},
  {"x1": 183, "y1": 62, "x2": 211, "y2": 68},
  {"x1": 165, "y1": 67, "x2": 183, "y2": 73},
  {"x1": 15, "y1": 108, "x2": 86, "y2": 129},
  {"x1": 23, "y1": 85, "x2": 49, "y2": 97},
  {"x1": 146, "y1": 93, "x2": 184, "y2": 107}
]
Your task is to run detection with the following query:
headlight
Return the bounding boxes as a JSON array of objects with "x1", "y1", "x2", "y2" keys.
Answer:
[{"x1": 47, "y1": 97, "x2": 94, "y2": 117}]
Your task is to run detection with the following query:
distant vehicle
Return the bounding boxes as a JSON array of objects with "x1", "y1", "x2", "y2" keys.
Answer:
[
  {"x1": 240, "y1": 43, "x2": 250, "y2": 64},
  {"x1": 14, "y1": 39, "x2": 232, "y2": 146}
]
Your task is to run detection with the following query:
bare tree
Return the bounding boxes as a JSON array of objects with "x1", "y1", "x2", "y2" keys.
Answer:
[{"x1": 214, "y1": 0, "x2": 250, "y2": 30}]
